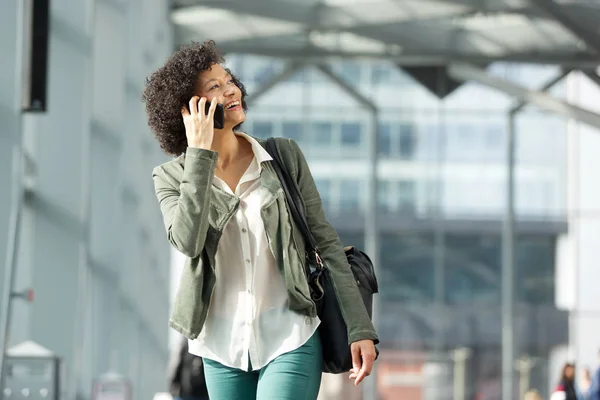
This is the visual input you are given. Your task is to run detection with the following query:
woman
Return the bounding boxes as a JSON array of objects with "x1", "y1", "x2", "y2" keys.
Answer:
[
  {"x1": 143, "y1": 41, "x2": 378, "y2": 400},
  {"x1": 580, "y1": 367, "x2": 592, "y2": 399},
  {"x1": 551, "y1": 363, "x2": 578, "y2": 400}
]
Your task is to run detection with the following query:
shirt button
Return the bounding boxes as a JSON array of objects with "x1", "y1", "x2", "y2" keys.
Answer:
[
  {"x1": 305, "y1": 316, "x2": 311, "y2": 325},
  {"x1": 245, "y1": 259, "x2": 251, "y2": 264},
  {"x1": 247, "y1": 289, "x2": 252, "y2": 294},
  {"x1": 242, "y1": 228, "x2": 247, "y2": 233}
]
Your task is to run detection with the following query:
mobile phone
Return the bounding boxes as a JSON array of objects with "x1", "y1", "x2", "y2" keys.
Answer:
[{"x1": 205, "y1": 102, "x2": 225, "y2": 129}]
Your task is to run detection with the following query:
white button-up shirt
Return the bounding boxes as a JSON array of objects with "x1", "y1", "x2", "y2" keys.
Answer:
[{"x1": 188, "y1": 132, "x2": 320, "y2": 371}]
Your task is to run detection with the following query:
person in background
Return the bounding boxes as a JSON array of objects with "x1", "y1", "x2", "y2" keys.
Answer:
[
  {"x1": 579, "y1": 367, "x2": 592, "y2": 399},
  {"x1": 167, "y1": 336, "x2": 209, "y2": 400},
  {"x1": 551, "y1": 363, "x2": 578, "y2": 400},
  {"x1": 524, "y1": 389, "x2": 543, "y2": 400},
  {"x1": 589, "y1": 350, "x2": 600, "y2": 400}
]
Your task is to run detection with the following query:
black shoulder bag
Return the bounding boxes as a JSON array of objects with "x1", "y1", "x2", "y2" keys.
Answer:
[{"x1": 265, "y1": 138, "x2": 379, "y2": 374}]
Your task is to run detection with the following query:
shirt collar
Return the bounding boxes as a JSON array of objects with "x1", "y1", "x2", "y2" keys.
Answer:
[{"x1": 235, "y1": 131, "x2": 273, "y2": 169}]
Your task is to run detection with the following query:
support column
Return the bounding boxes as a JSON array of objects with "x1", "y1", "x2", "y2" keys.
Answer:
[
  {"x1": 501, "y1": 109, "x2": 516, "y2": 400},
  {"x1": 0, "y1": 0, "x2": 25, "y2": 395},
  {"x1": 315, "y1": 64, "x2": 380, "y2": 400},
  {"x1": 502, "y1": 70, "x2": 571, "y2": 400}
]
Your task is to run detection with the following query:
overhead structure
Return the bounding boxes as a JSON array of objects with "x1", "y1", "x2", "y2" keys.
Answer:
[{"x1": 172, "y1": 0, "x2": 600, "y2": 67}]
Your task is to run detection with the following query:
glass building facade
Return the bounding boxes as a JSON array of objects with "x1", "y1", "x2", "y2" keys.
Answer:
[{"x1": 226, "y1": 54, "x2": 569, "y2": 398}]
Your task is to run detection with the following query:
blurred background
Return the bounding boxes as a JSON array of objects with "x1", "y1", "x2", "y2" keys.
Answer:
[{"x1": 2, "y1": 0, "x2": 600, "y2": 399}]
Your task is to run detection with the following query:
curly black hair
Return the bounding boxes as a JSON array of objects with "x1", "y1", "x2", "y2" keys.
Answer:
[{"x1": 142, "y1": 40, "x2": 248, "y2": 156}]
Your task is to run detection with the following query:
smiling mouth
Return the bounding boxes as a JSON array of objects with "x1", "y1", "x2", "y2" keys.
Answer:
[{"x1": 225, "y1": 100, "x2": 241, "y2": 110}]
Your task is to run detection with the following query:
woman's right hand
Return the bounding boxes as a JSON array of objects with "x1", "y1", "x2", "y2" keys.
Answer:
[{"x1": 181, "y1": 96, "x2": 217, "y2": 150}]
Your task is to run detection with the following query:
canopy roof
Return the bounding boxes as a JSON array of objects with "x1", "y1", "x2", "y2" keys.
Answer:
[{"x1": 172, "y1": 0, "x2": 600, "y2": 67}]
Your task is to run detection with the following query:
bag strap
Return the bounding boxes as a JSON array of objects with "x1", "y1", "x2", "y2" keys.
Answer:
[{"x1": 265, "y1": 138, "x2": 323, "y2": 269}]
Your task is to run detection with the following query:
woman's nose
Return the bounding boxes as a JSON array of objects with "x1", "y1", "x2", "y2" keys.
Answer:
[{"x1": 223, "y1": 86, "x2": 235, "y2": 97}]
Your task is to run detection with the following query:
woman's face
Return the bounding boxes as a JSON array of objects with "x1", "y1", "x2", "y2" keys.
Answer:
[
  {"x1": 565, "y1": 366, "x2": 575, "y2": 380},
  {"x1": 582, "y1": 368, "x2": 591, "y2": 379},
  {"x1": 196, "y1": 63, "x2": 245, "y2": 129}
]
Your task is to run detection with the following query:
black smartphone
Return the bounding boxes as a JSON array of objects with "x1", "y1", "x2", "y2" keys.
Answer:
[{"x1": 205, "y1": 102, "x2": 225, "y2": 129}]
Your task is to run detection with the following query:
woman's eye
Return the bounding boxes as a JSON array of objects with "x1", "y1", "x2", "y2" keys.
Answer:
[{"x1": 210, "y1": 84, "x2": 219, "y2": 90}]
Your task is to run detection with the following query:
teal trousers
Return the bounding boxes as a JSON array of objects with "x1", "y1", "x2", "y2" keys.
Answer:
[{"x1": 203, "y1": 333, "x2": 322, "y2": 400}]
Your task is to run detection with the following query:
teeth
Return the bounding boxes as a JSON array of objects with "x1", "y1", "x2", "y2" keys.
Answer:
[{"x1": 227, "y1": 101, "x2": 239, "y2": 109}]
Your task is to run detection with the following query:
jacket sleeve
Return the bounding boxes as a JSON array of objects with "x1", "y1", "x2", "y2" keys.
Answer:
[
  {"x1": 152, "y1": 147, "x2": 218, "y2": 258},
  {"x1": 288, "y1": 138, "x2": 379, "y2": 344}
]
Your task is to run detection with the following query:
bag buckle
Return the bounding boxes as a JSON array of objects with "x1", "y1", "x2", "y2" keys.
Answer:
[{"x1": 314, "y1": 249, "x2": 324, "y2": 270}]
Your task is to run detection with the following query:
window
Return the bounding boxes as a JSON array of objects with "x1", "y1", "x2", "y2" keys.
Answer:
[
  {"x1": 252, "y1": 121, "x2": 273, "y2": 139},
  {"x1": 371, "y1": 64, "x2": 391, "y2": 85},
  {"x1": 377, "y1": 180, "x2": 393, "y2": 212},
  {"x1": 254, "y1": 64, "x2": 277, "y2": 84},
  {"x1": 339, "y1": 180, "x2": 361, "y2": 211},
  {"x1": 340, "y1": 122, "x2": 361, "y2": 146},
  {"x1": 282, "y1": 122, "x2": 304, "y2": 144},
  {"x1": 378, "y1": 123, "x2": 393, "y2": 156},
  {"x1": 340, "y1": 62, "x2": 362, "y2": 84},
  {"x1": 398, "y1": 124, "x2": 416, "y2": 159},
  {"x1": 485, "y1": 125, "x2": 504, "y2": 148},
  {"x1": 398, "y1": 180, "x2": 416, "y2": 212},
  {"x1": 311, "y1": 122, "x2": 333, "y2": 147},
  {"x1": 288, "y1": 68, "x2": 306, "y2": 83}
]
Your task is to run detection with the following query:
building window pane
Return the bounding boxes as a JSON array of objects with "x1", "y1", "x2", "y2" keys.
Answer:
[
  {"x1": 340, "y1": 62, "x2": 362, "y2": 84},
  {"x1": 311, "y1": 122, "x2": 333, "y2": 147},
  {"x1": 399, "y1": 124, "x2": 416, "y2": 159},
  {"x1": 485, "y1": 125, "x2": 504, "y2": 148},
  {"x1": 378, "y1": 180, "x2": 392, "y2": 211},
  {"x1": 340, "y1": 122, "x2": 361, "y2": 146},
  {"x1": 378, "y1": 123, "x2": 393, "y2": 156},
  {"x1": 371, "y1": 65, "x2": 391, "y2": 85},
  {"x1": 254, "y1": 64, "x2": 277, "y2": 84},
  {"x1": 398, "y1": 180, "x2": 416, "y2": 212},
  {"x1": 252, "y1": 121, "x2": 273, "y2": 139},
  {"x1": 282, "y1": 122, "x2": 304, "y2": 143},
  {"x1": 289, "y1": 69, "x2": 306, "y2": 83},
  {"x1": 339, "y1": 180, "x2": 360, "y2": 211}
]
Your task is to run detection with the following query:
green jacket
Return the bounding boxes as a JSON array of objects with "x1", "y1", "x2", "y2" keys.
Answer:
[{"x1": 152, "y1": 137, "x2": 378, "y2": 344}]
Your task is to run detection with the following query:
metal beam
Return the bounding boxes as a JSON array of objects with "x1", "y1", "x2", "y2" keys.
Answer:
[
  {"x1": 529, "y1": 0, "x2": 600, "y2": 55},
  {"x1": 315, "y1": 65, "x2": 376, "y2": 112},
  {"x1": 173, "y1": 0, "x2": 464, "y2": 32},
  {"x1": 212, "y1": 41, "x2": 600, "y2": 67},
  {"x1": 172, "y1": 1, "x2": 600, "y2": 67},
  {"x1": 245, "y1": 63, "x2": 304, "y2": 106},
  {"x1": 173, "y1": 0, "x2": 313, "y2": 25},
  {"x1": 583, "y1": 70, "x2": 600, "y2": 88},
  {"x1": 511, "y1": 69, "x2": 572, "y2": 114},
  {"x1": 447, "y1": 63, "x2": 600, "y2": 129}
]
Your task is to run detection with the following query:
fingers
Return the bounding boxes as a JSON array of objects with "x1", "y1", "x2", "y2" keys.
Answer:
[
  {"x1": 207, "y1": 97, "x2": 218, "y2": 118},
  {"x1": 181, "y1": 105, "x2": 190, "y2": 118},
  {"x1": 355, "y1": 355, "x2": 375, "y2": 386},
  {"x1": 349, "y1": 342, "x2": 377, "y2": 386},
  {"x1": 351, "y1": 345, "x2": 362, "y2": 374},
  {"x1": 355, "y1": 364, "x2": 368, "y2": 386},
  {"x1": 188, "y1": 96, "x2": 201, "y2": 117}
]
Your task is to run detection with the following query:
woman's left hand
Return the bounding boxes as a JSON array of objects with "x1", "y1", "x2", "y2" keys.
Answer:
[{"x1": 349, "y1": 340, "x2": 377, "y2": 386}]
